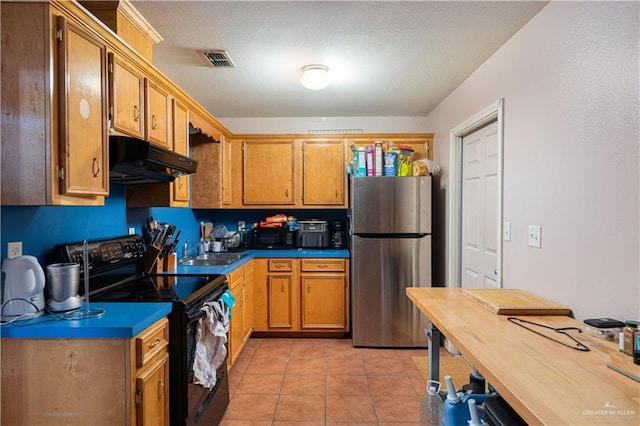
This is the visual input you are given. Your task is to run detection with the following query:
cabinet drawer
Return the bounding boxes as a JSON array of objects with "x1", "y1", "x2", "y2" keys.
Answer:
[
  {"x1": 227, "y1": 267, "x2": 244, "y2": 288},
  {"x1": 268, "y1": 259, "x2": 293, "y2": 272},
  {"x1": 300, "y1": 259, "x2": 345, "y2": 272},
  {"x1": 135, "y1": 318, "x2": 169, "y2": 368}
]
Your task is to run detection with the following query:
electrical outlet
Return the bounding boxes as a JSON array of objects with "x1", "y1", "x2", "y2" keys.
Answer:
[
  {"x1": 7, "y1": 241, "x2": 22, "y2": 258},
  {"x1": 237, "y1": 221, "x2": 245, "y2": 231},
  {"x1": 128, "y1": 227, "x2": 136, "y2": 235},
  {"x1": 528, "y1": 225, "x2": 542, "y2": 248}
]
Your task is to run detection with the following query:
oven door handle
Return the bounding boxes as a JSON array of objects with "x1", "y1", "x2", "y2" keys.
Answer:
[{"x1": 189, "y1": 308, "x2": 207, "y2": 323}]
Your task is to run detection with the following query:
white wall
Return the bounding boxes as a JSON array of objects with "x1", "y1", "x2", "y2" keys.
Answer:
[
  {"x1": 217, "y1": 116, "x2": 430, "y2": 134},
  {"x1": 426, "y1": 1, "x2": 639, "y2": 320}
]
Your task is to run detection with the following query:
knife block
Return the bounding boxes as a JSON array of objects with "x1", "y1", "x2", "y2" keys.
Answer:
[{"x1": 143, "y1": 245, "x2": 162, "y2": 274}]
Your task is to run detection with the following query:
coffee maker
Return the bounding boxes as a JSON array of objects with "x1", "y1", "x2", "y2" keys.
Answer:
[{"x1": 330, "y1": 220, "x2": 347, "y2": 249}]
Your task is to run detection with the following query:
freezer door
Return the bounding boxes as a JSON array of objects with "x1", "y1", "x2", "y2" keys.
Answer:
[
  {"x1": 350, "y1": 176, "x2": 431, "y2": 234},
  {"x1": 351, "y1": 234, "x2": 431, "y2": 347}
]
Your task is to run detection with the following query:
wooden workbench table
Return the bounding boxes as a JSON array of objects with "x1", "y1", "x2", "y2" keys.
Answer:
[{"x1": 407, "y1": 288, "x2": 640, "y2": 425}]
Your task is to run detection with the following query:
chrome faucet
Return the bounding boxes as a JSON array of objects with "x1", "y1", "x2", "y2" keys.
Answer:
[{"x1": 181, "y1": 239, "x2": 199, "y2": 261}]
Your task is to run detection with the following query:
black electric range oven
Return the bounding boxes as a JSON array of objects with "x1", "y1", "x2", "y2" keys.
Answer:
[{"x1": 54, "y1": 235, "x2": 230, "y2": 425}]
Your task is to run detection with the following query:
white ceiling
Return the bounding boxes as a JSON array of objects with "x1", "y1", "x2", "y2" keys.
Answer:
[{"x1": 130, "y1": 1, "x2": 547, "y2": 119}]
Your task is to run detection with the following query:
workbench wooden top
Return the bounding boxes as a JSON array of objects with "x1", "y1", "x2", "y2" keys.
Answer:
[{"x1": 406, "y1": 288, "x2": 640, "y2": 425}]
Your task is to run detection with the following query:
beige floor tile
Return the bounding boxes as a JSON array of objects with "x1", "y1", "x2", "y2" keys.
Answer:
[
  {"x1": 244, "y1": 357, "x2": 289, "y2": 375},
  {"x1": 369, "y1": 374, "x2": 419, "y2": 396},
  {"x1": 373, "y1": 395, "x2": 422, "y2": 423},
  {"x1": 325, "y1": 354, "x2": 366, "y2": 375},
  {"x1": 274, "y1": 394, "x2": 326, "y2": 421},
  {"x1": 363, "y1": 356, "x2": 407, "y2": 376},
  {"x1": 252, "y1": 343, "x2": 292, "y2": 358},
  {"x1": 286, "y1": 356, "x2": 325, "y2": 375},
  {"x1": 326, "y1": 374, "x2": 370, "y2": 396},
  {"x1": 326, "y1": 395, "x2": 377, "y2": 422},
  {"x1": 223, "y1": 393, "x2": 278, "y2": 421},
  {"x1": 281, "y1": 373, "x2": 325, "y2": 395},
  {"x1": 235, "y1": 373, "x2": 284, "y2": 395}
]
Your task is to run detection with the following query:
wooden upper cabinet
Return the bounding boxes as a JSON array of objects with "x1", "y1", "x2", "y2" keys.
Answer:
[
  {"x1": 302, "y1": 139, "x2": 346, "y2": 206},
  {"x1": 172, "y1": 99, "x2": 189, "y2": 204},
  {"x1": 145, "y1": 79, "x2": 171, "y2": 148},
  {"x1": 57, "y1": 15, "x2": 109, "y2": 197},
  {"x1": 1, "y1": 2, "x2": 109, "y2": 205},
  {"x1": 242, "y1": 139, "x2": 295, "y2": 205},
  {"x1": 108, "y1": 52, "x2": 144, "y2": 138}
]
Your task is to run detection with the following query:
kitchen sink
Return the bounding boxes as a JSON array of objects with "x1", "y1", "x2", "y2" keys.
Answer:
[{"x1": 179, "y1": 252, "x2": 248, "y2": 267}]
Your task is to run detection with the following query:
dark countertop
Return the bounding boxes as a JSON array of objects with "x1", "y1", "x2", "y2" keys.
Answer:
[{"x1": 1, "y1": 249, "x2": 349, "y2": 339}]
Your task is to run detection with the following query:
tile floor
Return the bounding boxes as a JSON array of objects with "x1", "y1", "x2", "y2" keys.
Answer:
[{"x1": 220, "y1": 337, "x2": 442, "y2": 425}]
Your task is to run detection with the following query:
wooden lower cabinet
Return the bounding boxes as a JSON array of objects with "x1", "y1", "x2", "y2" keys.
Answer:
[
  {"x1": 253, "y1": 258, "x2": 349, "y2": 333},
  {"x1": 0, "y1": 317, "x2": 169, "y2": 426},
  {"x1": 227, "y1": 261, "x2": 254, "y2": 368}
]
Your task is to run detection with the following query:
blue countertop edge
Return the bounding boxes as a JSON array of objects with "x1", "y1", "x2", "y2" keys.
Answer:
[
  {"x1": 1, "y1": 302, "x2": 172, "y2": 339},
  {"x1": 171, "y1": 248, "x2": 350, "y2": 275},
  {"x1": 1, "y1": 249, "x2": 349, "y2": 339}
]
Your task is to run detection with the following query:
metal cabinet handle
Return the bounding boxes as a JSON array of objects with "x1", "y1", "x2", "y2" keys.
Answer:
[
  {"x1": 133, "y1": 105, "x2": 139, "y2": 121},
  {"x1": 275, "y1": 264, "x2": 284, "y2": 269},
  {"x1": 317, "y1": 264, "x2": 327, "y2": 269},
  {"x1": 151, "y1": 115, "x2": 158, "y2": 129},
  {"x1": 92, "y1": 158, "x2": 100, "y2": 177},
  {"x1": 148, "y1": 338, "x2": 161, "y2": 349},
  {"x1": 281, "y1": 283, "x2": 286, "y2": 292},
  {"x1": 158, "y1": 379, "x2": 165, "y2": 400},
  {"x1": 335, "y1": 190, "x2": 338, "y2": 199},
  {"x1": 285, "y1": 189, "x2": 289, "y2": 198},
  {"x1": 307, "y1": 282, "x2": 311, "y2": 293},
  {"x1": 178, "y1": 177, "x2": 184, "y2": 190}
]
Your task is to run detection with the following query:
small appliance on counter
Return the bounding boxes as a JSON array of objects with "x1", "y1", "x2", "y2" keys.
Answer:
[
  {"x1": 296, "y1": 220, "x2": 330, "y2": 248},
  {"x1": 252, "y1": 226, "x2": 295, "y2": 249},
  {"x1": 1, "y1": 255, "x2": 46, "y2": 321},
  {"x1": 46, "y1": 263, "x2": 82, "y2": 312},
  {"x1": 330, "y1": 220, "x2": 347, "y2": 249}
]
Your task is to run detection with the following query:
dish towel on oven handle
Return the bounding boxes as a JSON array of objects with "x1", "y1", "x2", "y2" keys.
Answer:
[{"x1": 193, "y1": 299, "x2": 230, "y2": 388}]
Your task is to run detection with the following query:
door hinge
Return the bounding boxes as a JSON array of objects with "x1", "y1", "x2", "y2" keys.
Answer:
[
  {"x1": 55, "y1": 28, "x2": 63, "y2": 42},
  {"x1": 57, "y1": 166, "x2": 64, "y2": 181},
  {"x1": 135, "y1": 390, "x2": 142, "y2": 405}
]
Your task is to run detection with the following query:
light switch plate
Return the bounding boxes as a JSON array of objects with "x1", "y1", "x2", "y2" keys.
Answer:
[
  {"x1": 528, "y1": 225, "x2": 542, "y2": 248},
  {"x1": 504, "y1": 222, "x2": 511, "y2": 242}
]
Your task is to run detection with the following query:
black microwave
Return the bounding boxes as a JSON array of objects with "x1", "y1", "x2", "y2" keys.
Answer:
[{"x1": 252, "y1": 227, "x2": 295, "y2": 249}]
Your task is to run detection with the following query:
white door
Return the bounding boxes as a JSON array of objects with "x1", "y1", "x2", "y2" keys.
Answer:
[{"x1": 461, "y1": 121, "x2": 499, "y2": 288}]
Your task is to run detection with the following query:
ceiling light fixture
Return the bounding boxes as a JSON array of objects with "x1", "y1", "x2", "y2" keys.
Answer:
[{"x1": 300, "y1": 64, "x2": 330, "y2": 90}]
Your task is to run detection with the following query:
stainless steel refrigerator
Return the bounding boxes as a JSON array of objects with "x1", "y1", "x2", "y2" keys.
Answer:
[{"x1": 350, "y1": 176, "x2": 431, "y2": 347}]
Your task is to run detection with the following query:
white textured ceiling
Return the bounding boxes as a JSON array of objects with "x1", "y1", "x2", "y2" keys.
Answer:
[{"x1": 130, "y1": 1, "x2": 547, "y2": 119}]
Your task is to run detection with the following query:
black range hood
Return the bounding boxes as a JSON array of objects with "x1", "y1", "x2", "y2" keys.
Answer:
[{"x1": 109, "y1": 135, "x2": 197, "y2": 184}]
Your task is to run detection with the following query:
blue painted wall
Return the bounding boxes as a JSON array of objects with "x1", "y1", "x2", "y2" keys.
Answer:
[{"x1": 1, "y1": 184, "x2": 347, "y2": 266}]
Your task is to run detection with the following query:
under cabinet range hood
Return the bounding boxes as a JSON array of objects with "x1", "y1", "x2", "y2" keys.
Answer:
[{"x1": 109, "y1": 136, "x2": 197, "y2": 184}]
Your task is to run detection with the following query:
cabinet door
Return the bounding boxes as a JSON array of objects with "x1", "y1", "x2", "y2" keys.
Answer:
[
  {"x1": 302, "y1": 140, "x2": 346, "y2": 205},
  {"x1": 228, "y1": 283, "x2": 244, "y2": 365},
  {"x1": 108, "y1": 52, "x2": 144, "y2": 138},
  {"x1": 135, "y1": 353, "x2": 169, "y2": 426},
  {"x1": 145, "y1": 79, "x2": 171, "y2": 148},
  {"x1": 388, "y1": 138, "x2": 433, "y2": 161},
  {"x1": 172, "y1": 99, "x2": 189, "y2": 204},
  {"x1": 242, "y1": 265, "x2": 254, "y2": 341},
  {"x1": 57, "y1": 16, "x2": 109, "y2": 196},
  {"x1": 243, "y1": 140, "x2": 295, "y2": 205},
  {"x1": 268, "y1": 275, "x2": 294, "y2": 328},
  {"x1": 300, "y1": 275, "x2": 346, "y2": 329}
]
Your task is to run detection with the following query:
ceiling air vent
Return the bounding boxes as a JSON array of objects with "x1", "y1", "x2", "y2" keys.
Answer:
[{"x1": 200, "y1": 50, "x2": 236, "y2": 68}]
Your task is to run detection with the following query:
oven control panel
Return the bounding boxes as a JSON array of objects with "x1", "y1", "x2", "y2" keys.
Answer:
[{"x1": 54, "y1": 235, "x2": 145, "y2": 273}]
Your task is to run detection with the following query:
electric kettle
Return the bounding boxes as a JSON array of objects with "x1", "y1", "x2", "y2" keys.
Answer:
[{"x1": 1, "y1": 255, "x2": 45, "y2": 321}]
